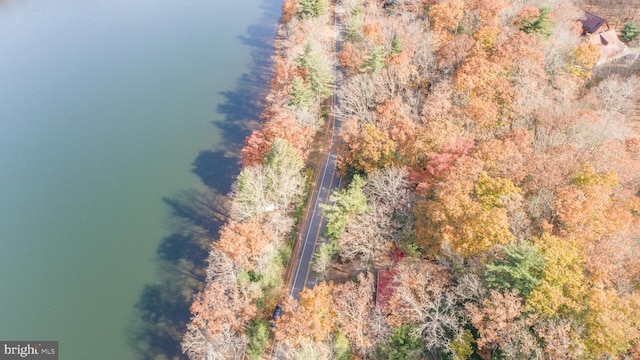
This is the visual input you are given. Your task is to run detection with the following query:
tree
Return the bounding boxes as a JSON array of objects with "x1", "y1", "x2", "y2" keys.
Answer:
[
  {"x1": 341, "y1": 122, "x2": 398, "y2": 173},
  {"x1": 569, "y1": 44, "x2": 600, "y2": 77},
  {"x1": 376, "y1": 99, "x2": 424, "y2": 166},
  {"x1": 584, "y1": 287, "x2": 640, "y2": 357},
  {"x1": 554, "y1": 182, "x2": 630, "y2": 244},
  {"x1": 387, "y1": 262, "x2": 463, "y2": 355},
  {"x1": 592, "y1": 74, "x2": 639, "y2": 114},
  {"x1": 474, "y1": 128, "x2": 533, "y2": 184},
  {"x1": 182, "y1": 322, "x2": 247, "y2": 360},
  {"x1": 281, "y1": 0, "x2": 298, "y2": 23},
  {"x1": 475, "y1": 173, "x2": 522, "y2": 210},
  {"x1": 428, "y1": 0, "x2": 464, "y2": 35},
  {"x1": 231, "y1": 166, "x2": 271, "y2": 221},
  {"x1": 620, "y1": 20, "x2": 639, "y2": 43},
  {"x1": 333, "y1": 272, "x2": 376, "y2": 354},
  {"x1": 516, "y1": 6, "x2": 553, "y2": 37},
  {"x1": 333, "y1": 332, "x2": 353, "y2": 360},
  {"x1": 188, "y1": 282, "x2": 258, "y2": 341},
  {"x1": 533, "y1": 318, "x2": 585, "y2": 359},
  {"x1": 526, "y1": 233, "x2": 588, "y2": 318},
  {"x1": 360, "y1": 46, "x2": 387, "y2": 74},
  {"x1": 364, "y1": 166, "x2": 410, "y2": 210},
  {"x1": 415, "y1": 176, "x2": 514, "y2": 258},
  {"x1": 454, "y1": 50, "x2": 515, "y2": 129},
  {"x1": 246, "y1": 319, "x2": 270, "y2": 359},
  {"x1": 215, "y1": 218, "x2": 274, "y2": 269},
  {"x1": 298, "y1": 0, "x2": 325, "y2": 18},
  {"x1": 376, "y1": 325, "x2": 425, "y2": 360},
  {"x1": 338, "y1": 204, "x2": 390, "y2": 264},
  {"x1": 465, "y1": 290, "x2": 538, "y2": 359},
  {"x1": 322, "y1": 174, "x2": 368, "y2": 241},
  {"x1": 263, "y1": 138, "x2": 306, "y2": 209},
  {"x1": 448, "y1": 329, "x2": 474, "y2": 360},
  {"x1": 336, "y1": 75, "x2": 376, "y2": 122},
  {"x1": 288, "y1": 76, "x2": 315, "y2": 108},
  {"x1": 297, "y1": 42, "x2": 334, "y2": 99},
  {"x1": 390, "y1": 36, "x2": 402, "y2": 54},
  {"x1": 484, "y1": 240, "x2": 546, "y2": 296},
  {"x1": 338, "y1": 42, "x2": 364, "y2": 73},
  {"x1": 276, "y1": 283, "x2": 337, "y2": 345},
  {"x1": 436, "y1": 34, "x2": 474, "y2": 71},
  {"x1": 473, "y1": 25, "x2": 501, "y2": 51},
  {"x1": 232, "y1": 138, "x2": 306, "y2": 221}
]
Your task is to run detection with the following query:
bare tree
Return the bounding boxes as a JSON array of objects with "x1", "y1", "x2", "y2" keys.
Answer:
[
  {"x1": 284, "y1": 338, "x2": 333, "y2": 360},
  {"x1": 593, "y1": 75, "x2": 639, "y2": 114},
  {"x1": 312, "y1": 243, "x2": 334, "y2": 280},
  {"x1": 452, "y1": 273, "x2": 487, "y2": 304},
  {"x1": 204, "y1": 249, "x2": 238, "y2": 287},
  {"x1": 333, "y1": 273, "x2": 376, "y2": 354},
  {"x1": 182, "y1": 323, "x2": 247, "y2": 360},
  {"x1": 365, "y1": 166, "x2": 410, "y2": 210},
  {"x1": 338, "y1": 204, "x2": 390, "y2": 264},
  {"x1": 568, "y1": 111, "x2": 631, "y2": 152},
  {"x1": 336, "y1": 74, "x2": 377, "y2": 123},
  {"x1": 388, "y1": 262, "x2": 464, "y2": 355},
  {"x1": 534, "y1": 318, "x2": 586, "y2": 359},
  {"x1": 230, "y1": 166, "x2": 270, "y2": 221},
  {"x1": 542, "y1": 22, "x2": 581, "y2": 74}
]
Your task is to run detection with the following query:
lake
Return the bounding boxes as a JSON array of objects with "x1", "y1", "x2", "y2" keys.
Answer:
[{"x1": 0, "y1": 0, "x2": 280, "y2": 358}]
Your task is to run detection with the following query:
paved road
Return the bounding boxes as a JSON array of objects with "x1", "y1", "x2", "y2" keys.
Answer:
[{"x1": 289, "y1": 8, "x2": 342, "y2": 300}]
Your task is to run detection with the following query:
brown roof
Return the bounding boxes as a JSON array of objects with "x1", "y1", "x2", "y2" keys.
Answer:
[
  {"x1": 589, "y1": 30, "x2": 627, "y2": 62},
  {"x1": 582, "y1": 12, "x2": 607, "y2": 34}
]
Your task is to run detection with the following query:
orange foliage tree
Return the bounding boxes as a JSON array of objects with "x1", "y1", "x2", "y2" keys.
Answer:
[{"x1": 214, "y1": 217, "x2": 274, "y2": 269}]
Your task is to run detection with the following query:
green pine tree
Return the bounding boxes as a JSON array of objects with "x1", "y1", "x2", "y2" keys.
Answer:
[
  {"x1": 620, "y1": 21, "x2": 639, "y2": 43},
  {"x1": 360, "y1": 46, "x2": 387, "y2": 74},
  {"x1": 520, "y1": 6, "x2": 553, "y2": 37},
  {"x1": 321, "y1": 174, "x2": 368, "y2": 241},
  {"x1": 376, "y1": 325, "x2": 425, "y2": 360},
  {"x1": 288, "y1": 77, "x2": 314, "y2": 108},
  {"x1": 298, "y1": 0, "x2": 325, "y2": 18},
  {"x1": 246, "y1": 320, "x2": 270, "y2": 359},
  {"x1": 297, "y1": 43, "x2": 334, "y2": 99},
  {"x1": 484, "y1": 240, "x2": 546, "y2": 296},
  {"x1": 390, "y1": 37, "x2": 402, "y2": 54}
]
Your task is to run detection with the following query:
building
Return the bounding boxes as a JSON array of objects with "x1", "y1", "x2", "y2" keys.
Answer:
[
  {"x1": 581, "y1": 12, "x2": 610, "y2": 36},
  {"x1": 589, "y1": 30, "x2": 628, "y2": 64}
]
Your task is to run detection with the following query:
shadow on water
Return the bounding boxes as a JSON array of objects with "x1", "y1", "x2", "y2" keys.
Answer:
[
  {"x1": 127, "y1": 1, "x2": 281, "y2": 359},
  {"x1": 192, "y1": 0, "x2": 279, "y2": 195}
]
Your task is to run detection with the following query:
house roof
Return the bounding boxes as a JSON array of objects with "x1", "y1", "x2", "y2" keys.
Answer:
[
  {"x1": 582, "y1": 12, "x2": 607, "y2": 34},
  {"x1": 589, "y1": 30, "x2": 627, "y2": 63}
]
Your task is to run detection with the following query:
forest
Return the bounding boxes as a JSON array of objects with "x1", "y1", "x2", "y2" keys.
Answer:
[{"x1": 182, "y1": 0, "x2": 640, "y2": 359}]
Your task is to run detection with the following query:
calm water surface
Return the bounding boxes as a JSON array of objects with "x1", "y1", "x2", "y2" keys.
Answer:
[{"x1": 0, "y1": 0, "x2": 279, "y2": 358}]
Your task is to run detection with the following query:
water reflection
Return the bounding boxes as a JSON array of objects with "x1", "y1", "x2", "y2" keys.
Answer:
[{"x1": 128, "y1": 1, "x2": 280, "y2": 359}]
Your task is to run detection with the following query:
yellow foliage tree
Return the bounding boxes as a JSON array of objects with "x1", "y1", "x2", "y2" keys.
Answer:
[
  {"x1": 416, "y1": 178, "x2": 513, "y2": 258},
  {"x1": 571, "y1": 163, "x2": 618, "y2": 188},
  {"x1": 475, "y1": 173, "x2": 522, "y2": 210},
  {"x1": 276, "y1": 282, "x2": 337, "y2": 346},
  {"x1": 583, "y1": 287, "x2": 640, "y2": 357},
  {"x1": 526, "y1": 233, "x2": 588, "y2": 318},
  {"x1": 473, "y1": 26, "x2": 501, "y2": 51},
  {"x1": 343, "y1": 122, "x2": 398, "y2": 173},
  {"x1": 569, "y1": 44, "x2": 600, "y2": 77}
]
